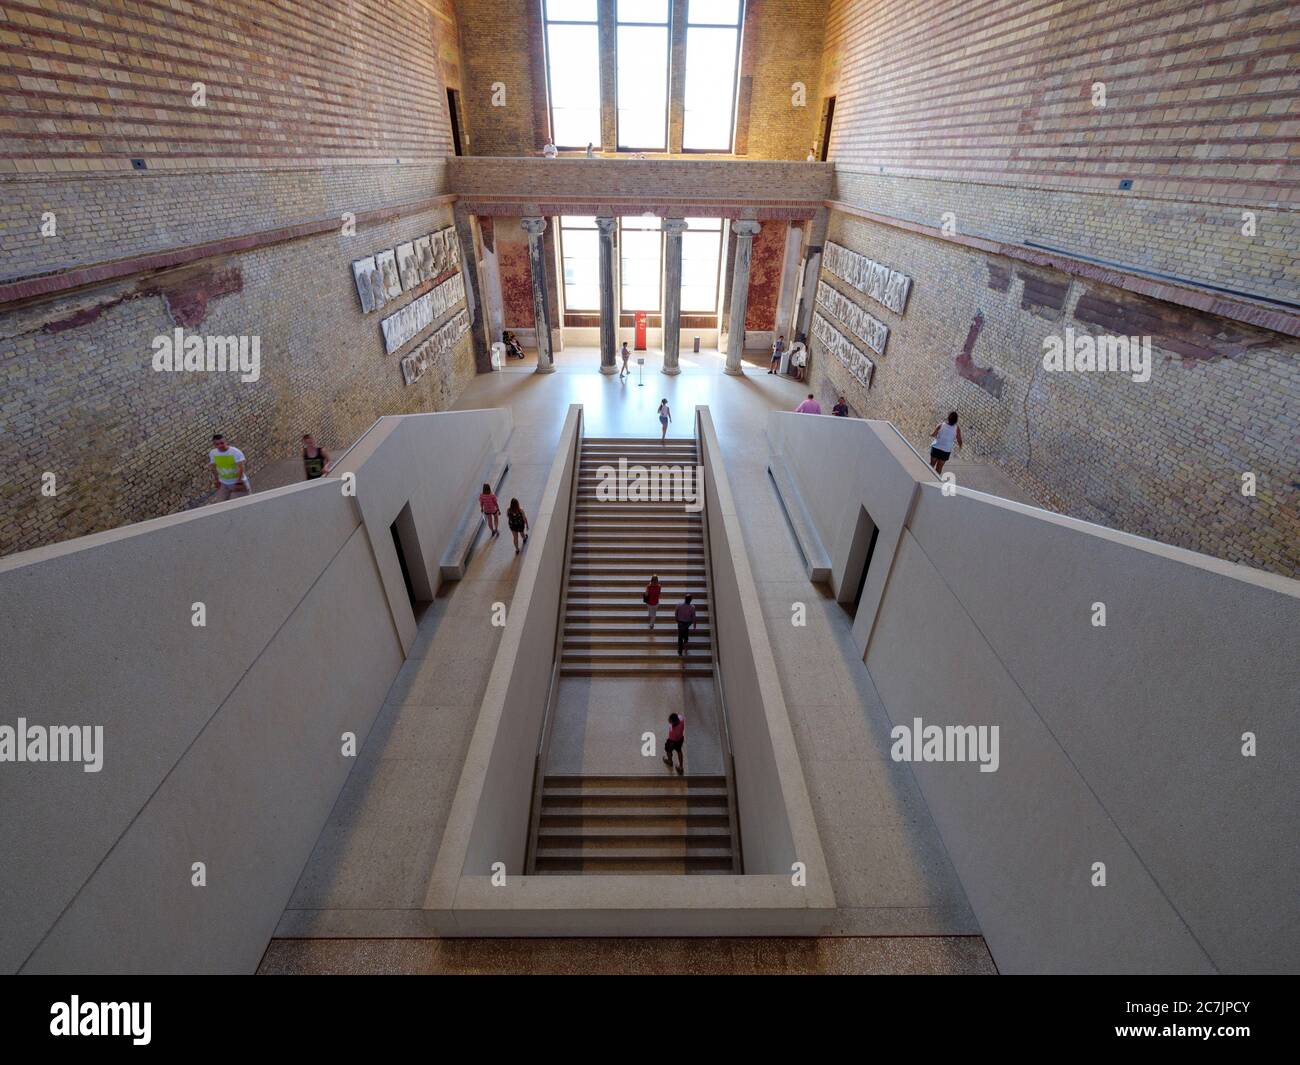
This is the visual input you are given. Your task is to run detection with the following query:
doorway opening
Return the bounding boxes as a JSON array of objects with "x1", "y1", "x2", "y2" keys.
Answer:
[
  {"x1": 840, "y1": 504, "x2": 879, "y2": 619},
  {"x1": 447, "y1": 88, "x2": 465, "y2": 156},
  {"x1": 817, "y1": 96, "x2": 836, "y2": 161},
  {"x1": 390, "y1": 502, "x2": 433, "y2": 620}
]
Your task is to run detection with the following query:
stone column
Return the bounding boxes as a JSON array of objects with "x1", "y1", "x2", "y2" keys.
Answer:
[
  {"x1": 596, "y1": 216, "x2": 618, "y2": 375},
  {"x1": 723, "y1": 220, "x2": 761, "y2": 375},
  {"x1": 661, "y1": 218, "x2": 688, "y2": 375},
  {"x1": 522, "y1": 216, "x2": 555, "y2": 374}
]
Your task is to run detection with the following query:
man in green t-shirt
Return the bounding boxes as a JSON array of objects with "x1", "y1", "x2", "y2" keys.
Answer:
[{"x1": 208, "y1": 433, "x2": 250, "y2": 502}]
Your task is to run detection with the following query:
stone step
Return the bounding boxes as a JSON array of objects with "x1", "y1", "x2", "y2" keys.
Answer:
[
  {"x1": 534, "y1": 845, "x2": 733, "y2": 859},
  {"x1": 540, "y1": 791, "x2": 728, "y2": 810},
  {"x1": 561, "y1": 662, "x2": 714, "y2": 677},
  {"x1": 543, "y1": 774, "x2": 726, "y2": 790},
  {"x1": 533, "y1": 856, "x2": 732, "y2": 874},
  {"x1": 535, "y1": 831, "x2": 733, "y2": 849},
  {"x1": 538, "y1": 816, "x2": 733, "y2": 832}
]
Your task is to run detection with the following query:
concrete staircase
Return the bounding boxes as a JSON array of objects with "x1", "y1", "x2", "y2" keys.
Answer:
[
  {"x1": 533, "y1": 775, "x2": 738, "y2": 874},
  {"x1": 562, "y1": 436, "x2": 713, "y2": 677}
]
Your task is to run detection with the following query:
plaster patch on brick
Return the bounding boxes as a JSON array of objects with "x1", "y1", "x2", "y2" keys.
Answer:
[
  {"x1": 955, "y1": 311, "x2": 1003, "y2": 398},
  {"x1": 1016, "y1": 265, "x2": 1070, "y2": 320},
  {"x1": 38, "y1": 263, "x2": 244, "y2": 335},
  {"x1": 1074, "y1": 287, "x2": 1274, "y2": 363}
]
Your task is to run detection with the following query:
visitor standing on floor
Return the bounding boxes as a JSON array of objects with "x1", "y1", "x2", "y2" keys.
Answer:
[
  {"x1": 675, "y1": 593, "x2": 698, "y2": 659},
  {"x1": 832, "y1": 395, "x2": 849, "y2": 417},
  {"x1": 208, "y1": 433, "x2": 250, "y2": 502},
  {"x1": 769, "y1": 335, "x2": 786, "y2": 374},
  {"x1": 662, "y1": 712, "x2": 685, "y2": 775},
  {"x1": 301, "y1": 433, "x2": 332, "y2": 479},
  {"x1": 929, "y1": 411, "x2": 963, "y2": 475},
  {"x1": 795, "y1": 393, "x2": 821, "y2": 414},
  {"x1": 789, "y1": 337, "x2": 808, "y2": 380},
  {"x1": 643, "y1": 574, "x2": 662, "y2": 629},
  {"x1": 657, "y1": 398, "x2": 672, "y2": 440},
  {"x1": 506, "y1": 497, "x2": 529, "y2": 553},
  {"x1": 619, "y1": 341, "x2": 631, "y2": 380},
  {"x1": 479, "y1": 482, "x2": 501, "y2": 537}
]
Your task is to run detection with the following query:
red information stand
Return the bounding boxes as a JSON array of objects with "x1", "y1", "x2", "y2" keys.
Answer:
[{"x1": 634, "y1": 310, "x2": 647, "y2": 351}]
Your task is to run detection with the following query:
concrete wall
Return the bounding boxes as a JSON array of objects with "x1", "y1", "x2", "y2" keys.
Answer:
[
  {"x1": 332, "y1": 408, "x2": 513, "y2": 653},
  {"x1": 771, "y1": 412, "x2": 1300, "y2": 973},
  {"x1": 0, "y1": 407, "x2": 510, "y2": 973},
  {"x1": 698, "y1": 409, "x2": 832, "y2": 894},
  {"x1": 768, "y1": 412, "x2": 932, "y2": 655},
  {"x1": 424, "y1": 406, "x2": 834, "y2": 933},
  {"x1": 429, "y1": 405, "x2": 583, "y2": 893}
]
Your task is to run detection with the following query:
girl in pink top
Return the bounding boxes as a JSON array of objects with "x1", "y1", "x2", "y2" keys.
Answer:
[
  {"x1": 662, "y1": 712, "x2": 685, "y2": 775},
  {"x1": 479, "y1": 482, "x2": 501, "y2": 538}
]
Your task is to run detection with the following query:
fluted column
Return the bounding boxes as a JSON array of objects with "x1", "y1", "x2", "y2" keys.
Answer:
[
  {"x1": 522, "y1": 216, "x2": 555, "y2": 374},
  {"x1": 661, "y1": 218, "x2": 687, "y2": 375},
  {"x1": 596, "y1": 216, "x2": 618, "y2": 374},
  {"x1": 723, "y1": 220, "x2": 761, "y2": 375}
]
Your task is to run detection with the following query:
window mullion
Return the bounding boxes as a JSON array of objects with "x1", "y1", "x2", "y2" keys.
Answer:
[{"x1": 598, "y1": 0, "x2": 618, "y2": 151}]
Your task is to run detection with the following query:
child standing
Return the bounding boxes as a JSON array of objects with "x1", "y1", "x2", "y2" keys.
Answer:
[
  {"x1": 479, "y1": 482, "x2": 501, "y2": 537},
  {"x1": 506, "y1": 497, "x2": 530, "y2": 553},
  {"x1": 662, "y1": 713, "x2": 685, "y2": 775}
]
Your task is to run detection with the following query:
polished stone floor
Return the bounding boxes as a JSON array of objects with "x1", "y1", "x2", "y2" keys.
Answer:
[
  {"x1": 259, "y1": 934, "x2": 997, "y2": 975},
  {"x1": 547, "y1": 676, "x2": 725, "y2": 776},
  {"x1": 276, "y1": 344, "x2": 1030, "y2": 957}
]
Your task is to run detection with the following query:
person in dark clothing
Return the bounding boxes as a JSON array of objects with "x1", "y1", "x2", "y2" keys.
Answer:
[
  {"x1": 832, "y1": 396, "x2": 849, "y2": 417},
  {"x1": 675, "y1": 594, "x2": 698, "y2": 660},
  {"x1": 302, "y1": 434, "x2": 332, "y2": 479},
  {"x1": 506, "y1": 497, "x2": 529, "y2": 554}
]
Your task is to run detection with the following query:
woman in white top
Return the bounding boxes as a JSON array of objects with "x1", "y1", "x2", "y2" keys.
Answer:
[
  {"x1": 657, "y1": 398, "x2": 672, "y2": 441},
  {"x1": 929, "y1": 411, "x2": 962, "y2": 474},
  {"x1": 788, "y1": 341, "x2": 808, "y2": 381}
]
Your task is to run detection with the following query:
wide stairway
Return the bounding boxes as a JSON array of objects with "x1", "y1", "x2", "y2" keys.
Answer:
[
  {"x1": 532, "y1": 774, "x2": 739, "y2": 874},
  {"x1": 562, "y1": 436, "x2": 713, "y2": 677}
]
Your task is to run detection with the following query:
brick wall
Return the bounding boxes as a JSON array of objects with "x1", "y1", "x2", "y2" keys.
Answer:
[
  {"x1": 0, "y1": 0, "x2": 473, "y2": 555},
  {"x1": 737, "y1": 0, "x2": 827, "y2": 159},
  {"x1": 455, "y1": 0, "x2": 827, "y2": 159},
  {"x1": 448, "y1": 156, "x2": 832, "y2": 205},
  {"x1": 818, "y1": 0, "x2": 1298, "y2": 205},
  {"x1": 808, "y1": 210, "x2": 1300, "y2": 577},
  {"x1": 1, "y1": 0, "x2": 453, "y2": 172},
  {"x1": 456, "y1": 0, "x2": 546, "y2": 157},
  {"x1": 805, "y1": 0, "x2": 1300, "y2": 577}
]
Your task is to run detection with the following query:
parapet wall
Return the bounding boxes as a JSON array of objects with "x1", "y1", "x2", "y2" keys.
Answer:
[
  {"x1": 769, "y1": 410, "x2": 1300, "y2": 973},
  {"x1": 0, "y1": 407, "x2": 511, "y2": 973}
]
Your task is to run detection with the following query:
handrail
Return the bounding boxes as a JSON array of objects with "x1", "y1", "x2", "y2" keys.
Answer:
[
  {"x1": 885, "y1": 419, "x2": 939, "y2": 480},
  {"x1": 696, "y1": 406, "x2": 743, "y2": 873},
  {"x1": 522, "y1": 405, "x2": 584, "y2": 874}
]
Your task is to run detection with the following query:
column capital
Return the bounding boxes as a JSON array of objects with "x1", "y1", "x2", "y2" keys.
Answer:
[
  {"x1": 662, "y1": 217, "x2": 689, "y2": 236},
  {"x1": 595, "y1": 215, "x2": 618, "y2": 234},
  {"x1": 521, "y1": 216, "x2": 548, "y2": 237},
  {"x1": 733, "y1": 219, "x2": 762, "y2": 237}
]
